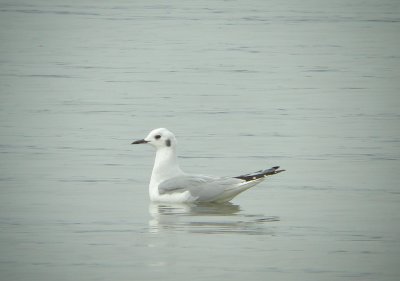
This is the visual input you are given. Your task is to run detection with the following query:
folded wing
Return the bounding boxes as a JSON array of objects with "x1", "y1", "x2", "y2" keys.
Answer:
[
  {"x1": 158, "y1": 175, "x2": 244, "y2": 202},
  {"x1": 158, "y1": 166, "x2": 284, "y2": 203}
]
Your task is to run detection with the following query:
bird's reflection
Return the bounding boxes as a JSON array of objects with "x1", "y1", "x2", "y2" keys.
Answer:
[{"x1": 148, "y1": 202, "x2": 279, "y2": 235}]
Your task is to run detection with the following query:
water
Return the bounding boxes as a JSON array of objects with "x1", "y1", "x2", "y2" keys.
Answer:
[{"x1": 1, "y1": 0, "x2": 399, "y2": 280}]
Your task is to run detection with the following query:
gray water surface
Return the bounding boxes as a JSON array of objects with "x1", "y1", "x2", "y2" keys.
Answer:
[{"x1": 1, "y1": 0, "x2": 399, "y2": 280}]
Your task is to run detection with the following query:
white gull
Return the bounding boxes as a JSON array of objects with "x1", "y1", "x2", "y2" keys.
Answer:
[{"x1": 132, "y1": 128, "x2": 284, "y2": 203}]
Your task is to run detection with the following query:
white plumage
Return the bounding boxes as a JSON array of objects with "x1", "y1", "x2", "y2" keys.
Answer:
[{"x1": 132, "y1": 128, "x2": 284, "y2": 203}]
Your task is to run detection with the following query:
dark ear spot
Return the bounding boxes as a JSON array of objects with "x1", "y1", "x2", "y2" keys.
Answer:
[{"x1": 165, "y1": 139, "x2": 171, "y2": 147}]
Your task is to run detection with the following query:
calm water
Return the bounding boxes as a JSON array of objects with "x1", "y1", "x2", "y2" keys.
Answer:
[{"x1": 1, "y1": 0, "x2": 399, "y2": 280}]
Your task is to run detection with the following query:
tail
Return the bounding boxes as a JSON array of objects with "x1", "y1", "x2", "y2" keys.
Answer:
[{"x1": 234, "y1": 166, "x2": 285, "y2": 182}]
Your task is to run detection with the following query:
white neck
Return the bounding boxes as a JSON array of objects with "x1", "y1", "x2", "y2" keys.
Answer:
[{"x1": 150, "y1": 146, "x2": 183, "y2": 187}]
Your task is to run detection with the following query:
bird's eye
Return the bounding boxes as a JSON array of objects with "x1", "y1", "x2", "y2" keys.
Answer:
[{"x1": 155, "y1": 135, "x2": 161, "y2": 140}]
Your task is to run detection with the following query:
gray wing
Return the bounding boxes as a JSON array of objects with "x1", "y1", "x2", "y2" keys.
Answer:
[{"x1": 158, "y1": 175, "x2": 244, "y2": 201}]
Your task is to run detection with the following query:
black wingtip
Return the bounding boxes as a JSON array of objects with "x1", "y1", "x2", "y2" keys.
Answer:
[{"x1": 234, "y1": 166, "x2": 285, "y2": 181}]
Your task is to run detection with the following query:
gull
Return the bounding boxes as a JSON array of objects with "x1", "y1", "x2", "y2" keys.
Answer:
[{"x1": 132, "y1": 128, "x2": 284, "y2": 203}]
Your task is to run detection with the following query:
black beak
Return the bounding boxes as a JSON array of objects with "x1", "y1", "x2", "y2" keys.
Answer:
[{"x1": 131, "y1": 139, "x2": 148, "y2": 144}]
